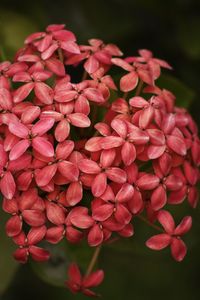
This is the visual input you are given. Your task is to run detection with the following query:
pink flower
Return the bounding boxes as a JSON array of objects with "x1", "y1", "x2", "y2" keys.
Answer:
[
  {"x1": 146, "y1": 210, "x2": 192, "y2": 261},
  {"x1": 65, "y1": 263, "x2": 104, "y2": 297}
]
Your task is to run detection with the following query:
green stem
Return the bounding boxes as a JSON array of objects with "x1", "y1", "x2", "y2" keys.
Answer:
[
  {"x1": 135, "y1": 80, "x2": 143, "y2": 96},
  {"x1": 85, "y1": 245, "x2": 102, "y2": 276},
  {"x1": 58, "y1": 48, "x2": 64, "y2": 63},
  {"x1": 137, "y1": 215, "x2": 163, "y2": 232},
  {"x1": 82, "y1": 70, "x2": 88, "y2": 81}
]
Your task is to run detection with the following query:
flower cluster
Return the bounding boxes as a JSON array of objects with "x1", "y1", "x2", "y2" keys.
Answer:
[{"x1": 0, "y1": 24, "x2": 199, "y2": 297}]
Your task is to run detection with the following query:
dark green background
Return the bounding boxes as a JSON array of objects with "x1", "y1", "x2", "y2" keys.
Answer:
[{"x1": 0, "y1": 0, "x2": 199, "y2": 299}]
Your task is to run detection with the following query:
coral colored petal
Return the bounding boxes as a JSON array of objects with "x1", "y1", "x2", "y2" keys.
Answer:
[
  {"x1": 0, "y1": 171, "x2": 16, "y2": 199},
  {"x1": 6, "y1": 215, "x2": 22, "y2": 237},
  {"x1": 121, "y1": 142, "x2": 136, "y2": 166},
  {"x1": 35, "y1": 164, "x2": 57, "y2": 187},
  {"x1": 170, "y1": 238, "x2": 187, "y2": 262},
  {"x1": 32, "y1": 136, "x2": 54, "y2": 157},
  {"x1": 146, "y1": 233, "x2": 171, "y2": 250},
  {"x1": 105, "y1": 167, "x2": 127, "y2": 183},
  {"x1": 174, "y1": 216, "x2": 192, "y2": 236},
  {"x1": 151, "y1": 185, "x2": 167, "y2": 211},
  {"x1": 66, "y1": 181, "x2": 83, "y2": 206},
  {"x1": 88, "y1": 224, "x2": 104, "y2": 247},
  {"x1": 34, "y1": 82, "x2": 54, "y2": 105},
  {"x1": 8, "y1": 122, "x2": 29, "y2": 139},
  {"x1": 29, "y1": 246, "x2": 50, "y2": 262},
  {"x1": 91, "y1": 172, "x2": 107, "y2": 197},
  {"x1": 68, "y1": 113, "x2": 91, "y2": 128},
  {"x1": 32, "y1": 118, "x2": 55, "y2": 136},
  {"x1": 58, "y1": 161, "x2": 79, "y2": 181},
  {"x1": 100, "y1": 136, "x2": 124, "y2": 149},
  {"x1": 157, "y1": 210, "x2": 175, "y2": 234},
  {"x1": 9, "y1": 139, "x2": 30, "y2": 161},
  {"x1": 120, "y1": 71, "x2": 138, "y2": 92},
  {"x1": 166, "y1": 135, "x2": 187, "y2": 156},
  {"x1": 46, "y1": 201, "x2": 66, "y2": 225},
  {"x1": 83, "y1": 270, "x2": 104, "y2": 288},
  {"x1": 136, "y1": 174, "x2": 160, "y2": 190},
  {"x1": 78, "y1": 159, "x2": 101, "y2": 174},
  {"x1": 13, "y1": 82, "x2": 34, "y2": 103}
]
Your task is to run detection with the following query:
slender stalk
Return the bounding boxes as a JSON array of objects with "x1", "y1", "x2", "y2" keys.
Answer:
[
  {"x1": 82, "y1": 70, "x2": 88, "y2": 81},
  {"x1": 123, "y1": 92, "x2": 128, "y2": 99},
  {"x1": 137, "y1": 215, "x2": 163, "y2": 232},
  {"x1": 135, "y1": 80, "x2": 143, "y2": 96},
  {"x1": 58, "y1": 48, "x2": 64, "y2": 63},
  {"x1": 85, "y1": 245, "x2": 102, "y2": 276}
]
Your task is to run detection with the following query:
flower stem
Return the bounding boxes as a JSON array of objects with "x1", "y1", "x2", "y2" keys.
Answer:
[
  {"x1": 135, "y1": 80, "x2": 143, "y2": 96},
  {"x1": 123, "y1": 92, "x2": 128, "y2": 99},
  {"x1": 137, "y1": 215, "x2": 163, "y2": 232},
  {"x1": 85, "y1": 245, "x2": 102, "y2": 276},
  {"x1": 82, "y1": 70, "x2": 88, "y2": 81},
  {"x1": 58, "y1": 48, "x2": 64, "y2": 63}
]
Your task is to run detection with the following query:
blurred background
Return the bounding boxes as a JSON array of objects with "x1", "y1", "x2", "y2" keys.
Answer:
[{"x1": 0, "y1": 0, "x2": 200, "y2": 299}]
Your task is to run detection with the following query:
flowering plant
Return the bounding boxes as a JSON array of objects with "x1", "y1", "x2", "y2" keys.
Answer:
[{"x1": 0, "y1": 24, "x2": 199, "y2": 297}]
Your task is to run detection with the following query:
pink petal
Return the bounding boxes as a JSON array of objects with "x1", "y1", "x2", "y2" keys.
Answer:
[
  {"x1": 147, "y1": 145, "x2": 166, "y2": 159},
  {"x1": 13, "y1": 82, "x2": 34, "y2": 103},
  {"x1": 170, "y1": 238, "x2": 187, "y2": 262},
  {"x1": 166, "y1": 135, "x2": 187, "y2": 156},
  {"x1": 0, "y1": 88, "x2": 13, "y2": 110},
  {"x1": 157, "y1": 210, "x2": 175, "y2": 234},
  {"x1": 58, "y1": 161, "x2": 79, "y2": 181},
  {"x1": 35, "y1": 164, "x2": 57, "y2": 187},
  {"x1": 69, "y1": 207, "x2": 94, "y2": 229},
  {"x1": 164, "y1": 174, "x2": 183, "y2": 191},
  {"x1": 100, "y1": 136, "x2": 124, "y2": 149},
  {"x1": 32, "y1": 136, "x2": 54, "y2": 157},
  {"x1": 46, "y1": 201, "x2": 66, "y2": 225},
  {"x1": 6, "y1": 215, "x2": 22, "y2": 237},
  {"x1": 22, "y1": 210, "x2": 46, "y2": 227},
  {"x1": 27, "y1": 225, "x2": 47, "y2": 245},
  {"x1": 85, "y1": 137, "x2": 103, "y2": 152},
  {"x1": 121, "y1": 142, "x2": 136, "y2": 166},
  {"x1": 29, "y1": 245, "x2": 50, "y2": 262},
  {"x1": 45, "y1": 226, "x2": 64, "y2": 244},
  {"x1": 32, "y1": 118, "x2": 55, "y2": 136},
  {"x1": 83, "y1": 269, "x2": 104, "y2": 288},
  {"x1": 92, "y1": 203, "x2": 113, "y2": 221},
  {"x1": 111, "y1": 118, "x2": 127, "y2": 139},
  {"x1": 129, "y1": 96, "x2": 148, "y2": 108},
  {"x1": 67, "y1": 263, "x2": 82, "y2": 285},
  {"x1": 34, "y1": 82, "x2": 54, "y2": 104},
  {"x1": 174, "y1": 216, "x2": 192, "y2": 236},
  {"x1": 45, "y1": 57, "x2": 65, "y2": 77},
  {"x1": 78, "y1": 159, "x2": 101, "y2": 174},
  {"x1": 13, "y1": 248, "x2": 28, "y2": 264},
  {"x1": 116, "y1": 183, "x2": 134, "y2": 203},
  {"x1": 84, "y1": 55, "x2": 99, "y2": 74},
  {"x1": 68, "y1": 113, "x2": 91, "y2": 127},
  {"x1": 91, "y1": 172, "x2": 107, "y2": 197},
  {"x1": 41, "y1": 43, "x2": 58, "y2": 60},
  {"x1": 151, "y1": 185, "x2": 167, "y2": 211},
  {"x1": 139, "y1": 106, "x2": 154, "y2": 129},
  {"x1": 159, "y1": 152, "x2": 172, "y2": 176},
  {"x1": 146, "y1": 129, "x2": 165, "y2": 145},
  {"x1": 111, "y1": 58, "x2": 133, "y2": 71},
  {"x1": 146, "y1": 233, "x2": 171, "y2": 250},
  {"x1": 84, "y1": 88, "x2": 105, "y2": 103},
  {"x1": 66, "y1": 181, "x2": 83, "y2": 206},
  {"x1": 88, "y1": 224, "x2": 104, "y2": 247},
  {"x1": 55, "y1": 140, "x2": 74, "y2": 160},
  {"x1": 9, "y1": 139, "x2": 30, "y2": 161},
  {"x1": 21, "y1": 106, "x2": 41, "y2": 124},
  {"x1": 105, "y1": 167, "x2": 127, "y2": 183},
  {"x1": 100, "y1": 149, "x2": 116, "y2": 169},
  {"x1": 8, "y1": 122, "x2": 29, "y2": 138},
  {"x1": 120, "y1": 71, "x2": 138, "y2": 92},
  {"x1": 0, "y1": 171, "x2": 16, "y2": 199},
  {"x1": 115, "y1": 204, "x2": 132, "y2": 225},
  {"x1": 136, "y1": 174, "x2": 160, "y2": 190},
  {"x1": 128, "y1": 189, "x2": 143, "y2": 214}
]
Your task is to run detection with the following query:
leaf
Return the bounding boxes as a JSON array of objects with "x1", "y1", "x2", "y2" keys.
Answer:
[
  {"x1": 0, "y1": 195, "x2": 19, "y2": 294},
  {"x1": 157, "y1": 74, "x2": 195, "y2": 108},
  {"x1": 31, "y1": 240, "x2": 93, "y2": 287}
]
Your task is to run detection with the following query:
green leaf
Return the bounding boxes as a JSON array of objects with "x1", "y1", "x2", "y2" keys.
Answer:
[
  {"x1": 31, "y1": 240, "x2": 93, "y2": 287},
  {"x1": 157, "y1": 74, "x2": 195, "y2": 108},
  {"x1": 0, "y1": 196, "x2": 19, "y2": 294}
]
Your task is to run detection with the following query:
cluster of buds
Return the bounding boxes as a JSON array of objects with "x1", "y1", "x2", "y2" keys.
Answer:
[{"x1": 0, "y1": 24, "x2": 199, "y2": 297}]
